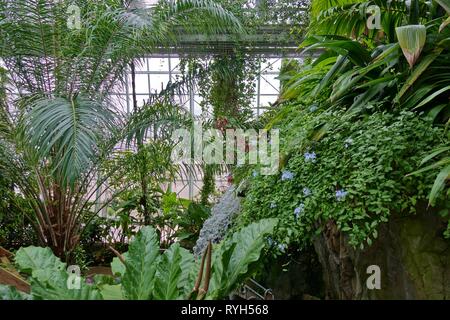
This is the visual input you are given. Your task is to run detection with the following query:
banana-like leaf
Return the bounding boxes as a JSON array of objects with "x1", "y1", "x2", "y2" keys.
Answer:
[
  {"x1": 122, "y1": 226, "x2": 160, "y2": 300},
  {"x1": 396, "y1": 25, "x2": 427, "y2": 68},
  {"x1": 153, "y1": 243, "x2": 193, "y2": 300},
  {"x1": 0, "y1": 284, "x2": 31, "y2": 300},
  {"x1": 206, "y1": 218, "x2": 278, "y2": 300}
]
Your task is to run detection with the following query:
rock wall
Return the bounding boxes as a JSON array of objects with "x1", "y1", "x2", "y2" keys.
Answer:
[
  {"x1": 256, "y1": 247, "x2": 323, "y2": 300},
  {"x1": 313, "y1": 210, "x2": 450, "y2": 299}
]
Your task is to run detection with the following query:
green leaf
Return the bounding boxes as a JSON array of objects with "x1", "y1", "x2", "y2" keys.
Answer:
[
  {"x1": 439, "y1": 16, "x2": 450, "y2": 33},
  {"x1": 395, "y1": 49, "x2": 443, "y2": 101},
  {"x1": 311, "y1": 55, "x2": 347, "y2": 97},
  {"x1": 14, "y1": 246, "x2": 102, "y2": 300},
  {"x1": 178, "y1": 246, "x2": 196, "y2": 295},
  {"x1": 19, "y1": 95, "x2": 116, "y2": 187},
  {"x1": 153, "y1": 243, "x2": 193, "y2": 300},
  {"x1": 413, "y1": 85, "x2": 450, "y2": 110},
  {"x1": 303, "y1": 39, "x2": 371, "y2": 66},
  {"x1": 15, "y1": 246, "x2": 66, "y2": 281},
  {"x1": 436, "y1": 0, "x2": 450, "y2": 14},
  {"x1": 111, "y1": 252, "x2": 129, "y2": 277},
  {"x1": 122, "y1": 226, "x2": 160, "y2": 300},
  {"x1": 30, "y1": 270, "x2": 103, "y2": 300},
  {"x1": 429, "y1": 164, "x2": 450, "y2": 205},
  {"x1": 419, "y1": 146, "x2": 450, "y2": 166},
  {"x1": 207, "y1": 218, "x2": 278, "y2": 299},
  {"x1": 0, "y1": 285, "x2": 31, "y2": 300},
  {"x1": 408, "y1": 158, "x2": 450, "y2": 176},
  {"x1": 99, "y1": 284, "x2": 124, "y2": 300}
]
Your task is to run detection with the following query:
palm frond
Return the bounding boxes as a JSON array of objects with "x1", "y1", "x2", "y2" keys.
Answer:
[{"x1": 18, "y1": 95, "x2": 119, "y2": 187}]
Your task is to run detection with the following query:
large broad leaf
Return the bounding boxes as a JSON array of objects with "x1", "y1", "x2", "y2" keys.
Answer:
[
  {"x1": 153, "y1": 243, "x2": 194, "y2": 300},
  {"x1": 30, "y1": 270, "x2": 103, "y2": 300},
  {"x1": 206, "y1": 218, "x2": 278, "y2": 299},
  {"x1": 396, "y1": 25, "x2": 427, "y2": 68},
  {"x1": 99, "y1": 284, "x2": 124, "y2": 300},
  {"x1": 15, "y1": 246, "x2": 102, "y2": 300},
  {"x1": 15, "y1": 246, "x2": 66, "y2": 282},
  {"x1": 0, "y1": 285, "x2": 32, "y2": 300},
  {"x1": 122, "y1": 226, "x2": 160, "y2": 300},
  {"x1": 178, "y1": 247, "x2": 196, "y2": 296},
  {"x1": 111, "y1": 252, "x2": 129, "y2": 277}
]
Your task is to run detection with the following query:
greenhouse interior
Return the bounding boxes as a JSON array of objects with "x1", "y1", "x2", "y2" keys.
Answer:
[{"x1": 0, "y1": 0, "x2": 449, "y2": 303}]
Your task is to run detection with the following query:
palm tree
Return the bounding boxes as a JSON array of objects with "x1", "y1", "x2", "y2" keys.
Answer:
[{"x1": 0, "y1": 0, "x2": 243, "y2": 259}]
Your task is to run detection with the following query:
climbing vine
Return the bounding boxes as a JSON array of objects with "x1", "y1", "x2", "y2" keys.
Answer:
[{"x1": 234, "y1": 103, "x2": 449, "y2": 251}]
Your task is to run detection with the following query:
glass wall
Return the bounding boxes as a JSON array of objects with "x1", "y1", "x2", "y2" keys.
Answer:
[{"x1": 112, "y1": 54, "x2": 282, "y2": 200}]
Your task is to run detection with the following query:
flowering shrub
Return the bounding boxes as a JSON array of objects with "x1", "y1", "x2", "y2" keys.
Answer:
[{"x1": 234, "y1": 106, "x2": 449, "y2": 250}]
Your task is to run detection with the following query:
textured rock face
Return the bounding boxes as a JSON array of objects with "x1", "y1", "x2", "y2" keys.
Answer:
[
  {"x1": 313, "y1": 210, "x2": 450, "y2": 299},
  {"x1": 193, "y1": 186, "x2": 241, "y2": 257},
  {"x1": 256, "y1": 248, "x2": 323, "y2": 300}
]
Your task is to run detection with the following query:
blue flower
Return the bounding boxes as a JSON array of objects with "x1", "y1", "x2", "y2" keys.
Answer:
[
  {"x1": 335, "y1": 189, "x2": 348, "y2": 201},
  {"x1": 252, "y1": 170, "x2": 258, "y2": 177},
  {"x1": 344, "y1": 138, "x2": 353, "y2": 148},
  {"x1": 303, "y1": 187, "x2": 312, "y2": 197},
  {"x1": 304, "y1": 152, "x2": 317, "y2": 163},
  {"x1": 270, "y1": 202, "x2": 277, "y2": 209},
  {"x1": 309, "y1": 104, "x2": 318, "y2": 112},
  {"x1": 267, "y1": 237, "x2": 274, "y2": 246},
  {"x1": 294, "y1": 203, "x2": 305, "y2": 219},
  {"x1": 278, "y1": 243, "x2": 287, "y2": 252},
  {"x1": 281, "y1": 170, "x2": 294, "y2": 181}
]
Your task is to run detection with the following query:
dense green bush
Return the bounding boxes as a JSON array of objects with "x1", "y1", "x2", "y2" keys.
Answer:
[
  {"x1": 0, "y1": 176, "x2": 36, "y2": 250},
  {"x1": 236, "y1": 105, "x2": 448, "y2": 250}
]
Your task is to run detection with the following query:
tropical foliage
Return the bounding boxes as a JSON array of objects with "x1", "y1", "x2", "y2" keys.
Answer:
[
  {"x1": 0, "y1": 218, "x2": 277, "y2": 300},
  {"x1": 0, "y1": 0, "x2": 242, "y2": 258},
  {"x1": 232, "y1": 0, "x2": 450, "y2": 252}
]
